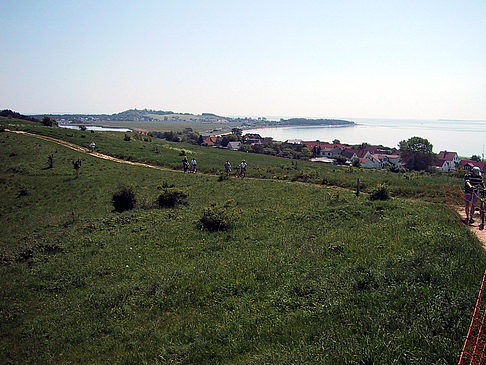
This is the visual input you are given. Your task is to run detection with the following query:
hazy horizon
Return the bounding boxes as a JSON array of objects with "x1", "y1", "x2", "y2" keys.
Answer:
[{"x1": 2, "y1": 1, "x2": 485, "y2": 120}]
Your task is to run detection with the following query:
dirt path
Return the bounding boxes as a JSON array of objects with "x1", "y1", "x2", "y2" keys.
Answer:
[
  {"x1": 11, "y1": 130, "x2": 175, "y2": 173},
  {"x1": 456, "y1": 206, "x2": 486, "y2": 248}
]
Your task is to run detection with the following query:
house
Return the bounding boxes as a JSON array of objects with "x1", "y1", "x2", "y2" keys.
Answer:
[
  {"x1": 437, "y1": 151, "x2": 460, "y2": 170},
  {"x1": 244, "y1": 133, "x2": 263, "y2": 144},
  {"x1": 458, "y1": 160, "x2": 486, "y2": 173},
  {"x1": 341, "y1": 150, "x2": 358, "y2": 161},
  {"x1": 204, "y1": 136, "x2": 219, "y2": 146},
  {"x1": 227, "y1": 141, "x2": 241, "y2": 151},
  {"x1": 435, "y1": 159, "x2": 450, "y2": 171},
  {"x1": 320, "y1": 147, "x2": 342, "y2": 158},
  {"x1": 373, "y1": 153, "x2": 401, "y2": 166},
  {"x1": 360, "y1": 155, "x2": 383, "y2": 169}
]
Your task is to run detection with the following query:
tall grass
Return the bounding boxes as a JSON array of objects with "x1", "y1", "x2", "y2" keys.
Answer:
[{"x1": 0, "y1": 120, "x2": 482, "y2": 363}]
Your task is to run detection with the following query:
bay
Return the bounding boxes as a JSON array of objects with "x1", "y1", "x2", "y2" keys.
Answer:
[
  {"x1": 59, "y1": 124, "x2": 132, "y2": 132},
  {"x1": 244, "y1": 118, "x2": 486, "y2": 158}
]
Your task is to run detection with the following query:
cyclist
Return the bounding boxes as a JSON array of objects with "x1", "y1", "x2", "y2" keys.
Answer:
[{"x1": 464, "y1": 166, "x2": 484, "y2": 225}]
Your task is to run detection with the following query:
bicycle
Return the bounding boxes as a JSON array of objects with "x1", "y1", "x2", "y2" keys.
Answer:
[
  {"x1": 236, "y1": 167, "x2": 246, "y2": 178},
  {"x1": 477, "y1": 187, "x2": 486, "y2": 230}
]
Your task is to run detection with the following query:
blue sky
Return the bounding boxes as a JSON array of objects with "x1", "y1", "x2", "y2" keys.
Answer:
[{"x1": 1, "y1": 0, "x2": 485, "y2": 119}]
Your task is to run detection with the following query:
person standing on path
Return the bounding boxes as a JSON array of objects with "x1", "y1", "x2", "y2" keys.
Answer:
[
  {"x1": 224, "y1": 160, "x2": 231, "y2": 176},
  {"x1": 464, "y1": 166, "x2": 484, "y2": 224},
  {"x1": 191, "y1": 158, "x2": 197, "y2": 173},
  {"x1": 182, "y1": 156, "x2": 189, "y2": 173},
  {"x1": 239, "y1": 160, "x2": 247, "y2": 178}
]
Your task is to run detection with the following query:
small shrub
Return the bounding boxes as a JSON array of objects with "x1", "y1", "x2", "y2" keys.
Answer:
[
  {"x1": 157, "y1": 188, "x2": 187, "y2": 208},
  {"x1": 72, "y1": 158, "x2": 82, "y2": 178},
  {"x1": 124, "y1": 134, "x2": 131, "y2": 141},
  {"x1": 112, "y1": 185, "x2": 137, "y2": 212},
  {"x1": 218, "y1": 174, "x2": 229, "y2": 182},
  {"x1": 17, "y1": 186, "x2": 29, "y2": 198},
  {"x1": 369, "y1": 184, "x2": 390, "y2": 201},
  {"x1": 199, "y1": 205, "x2": 234, "y2": 232},
  {"x1": 79, "y1": 125, "x2": 87, "y2": 131},
  {"x1": 47, "y1": 154, "x2": 54, "y2": 168},
  {"x1": 179, "y1": 150, "x2": 186, "y2": 156}
]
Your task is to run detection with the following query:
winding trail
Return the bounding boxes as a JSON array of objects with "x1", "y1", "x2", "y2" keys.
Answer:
[
  {"x1": 456, "y1": 207, "x2": 486, "y2": 248},
  {"x1": 8, "y1": 129, "x2": 486, "y2": 247}
]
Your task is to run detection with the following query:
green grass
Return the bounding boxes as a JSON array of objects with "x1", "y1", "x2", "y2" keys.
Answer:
[
  {"x1": 1, "y1": 117, "x2": 464, "y2": 204},
  {"x1": 1, "y1": 127, "x2": 485, "y2": 363}
]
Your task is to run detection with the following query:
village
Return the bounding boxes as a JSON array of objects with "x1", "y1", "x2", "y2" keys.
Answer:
[{"x1": 201, "y1": 131, "x2": 485, "y2": 173}]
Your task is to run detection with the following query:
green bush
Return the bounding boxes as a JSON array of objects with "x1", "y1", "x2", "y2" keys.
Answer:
[
  {"x1": 217, "y1": 174, "x2": 229, "y2": 181},
  {"x1": 199, "y1": 205, "x2": 234, "y2": 232},
  {"x1": 112, "y1": 185, "x2": 137, "y2": 212},
  {"x1": 369, "y1": 183, "x2": 390, "y2": 201},
  {"x1": 157, "y1": 188, "x2": 187, "y2": 208}
]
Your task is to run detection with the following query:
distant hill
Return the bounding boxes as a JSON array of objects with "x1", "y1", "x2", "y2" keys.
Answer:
[
  {"x1": 0, "y1": 109, "x2": 39, "y2": 123},
  {"x1": 277, "y1": 118, "x2": 355, "y2": 126}
]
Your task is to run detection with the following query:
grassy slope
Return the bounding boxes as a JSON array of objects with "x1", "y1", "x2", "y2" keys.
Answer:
[
  {"x1": 0, "y1": 117, "x2": 463, "y2": 204},
  {"x1": 0, "y1": 127, "x2": 485, "y2": 363}
]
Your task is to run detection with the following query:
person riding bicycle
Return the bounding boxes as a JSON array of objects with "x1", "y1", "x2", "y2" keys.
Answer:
[
  {"x1": 190, "y1": 158, "x2": 197, "y2": 173},
  {"x1": 464, "y1": 166, "x2": 484, "y2": 224}
]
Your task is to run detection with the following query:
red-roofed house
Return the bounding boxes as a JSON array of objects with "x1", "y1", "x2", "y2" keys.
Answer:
[
  {"x1": 359, "y1": 155, "x2": 382, "y2": 169},
  {"x1": 437, "y1": 150, "x2": 459, "y2": 170},
  {"x1": 204, "y1": 136, "x2": 219, "y2": 146},
  {"x1": 458, "y1": 160, "x2": 486, "y2": 173}
]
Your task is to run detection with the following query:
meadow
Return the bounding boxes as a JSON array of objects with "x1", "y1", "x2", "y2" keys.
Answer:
[
  {"x1": 1, "y1": 117, "x2": 463, "y2": 204},
  {"x1": 0, "y1": 120, "x2": 485, "y2": 363}
]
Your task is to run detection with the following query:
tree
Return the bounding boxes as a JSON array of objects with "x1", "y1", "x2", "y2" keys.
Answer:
[
  {"x1": 471, "y1": 155, "x2": 481, "y2": 162},
  {"x1": 42, "y1": 116, "x2": 57, "y2": 127},
  {"x1": 232, "y1": 128, "x2": 242, "y2": 136},
  {"x1": 333, "y1": 139, "x2": 340, "y2": 144},
  {"x1": 398, "y1": 136, "x2": 436, "y2": 171},
  {"x1": 334, "y1": 155, "x2": 347, "y2": 165}
]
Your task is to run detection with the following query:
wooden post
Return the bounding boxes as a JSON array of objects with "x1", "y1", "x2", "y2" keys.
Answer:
[{"x1": 356, "y1": 178, "x2": 360, "y2": 196}]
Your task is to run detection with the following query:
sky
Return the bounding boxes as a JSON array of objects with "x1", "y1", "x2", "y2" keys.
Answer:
[{"x1": 1, "y1": 0, "x2": 485, "y2": 120}]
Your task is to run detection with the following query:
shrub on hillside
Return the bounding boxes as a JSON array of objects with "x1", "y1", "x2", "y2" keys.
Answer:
[
  {"x1": 199, "y1": 205, "x2": 234, "y2": 232},
  {"x1": 124, "y1": 134, "x2": 131, "y2": 141},
  {"x1": 157, "y1": 188, "x2": 187, "y2": 208},
  {"x1": 369, "y1": 184, "x2": 390, "y2": 201},
  {"x1": 112, "y1": 185, "x2": 137, "y2": 212},
  {"x1": 217, "y1": 174, "x2": 229, "y2": 182}
]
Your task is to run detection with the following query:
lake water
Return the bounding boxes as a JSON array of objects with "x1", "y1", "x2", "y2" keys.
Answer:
[
  {"x1": 59, "y1": 124, "x2": 132, "y2": 132},
  {"x1": 244, "y1": 118, "x2": 486, "y2": 157}
]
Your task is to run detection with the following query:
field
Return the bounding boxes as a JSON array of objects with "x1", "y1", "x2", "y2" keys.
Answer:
[
  {"x1": 1, "y1": 119, "x2": 485, "y2": 363},
  {"x1": 1, "y1": 117, "x2": 464, "y2": 204}
]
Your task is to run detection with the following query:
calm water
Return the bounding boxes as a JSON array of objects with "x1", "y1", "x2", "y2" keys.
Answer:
[
  {"x1": 59, "y1": 124, "x2": 132, "y2": 132},
  {"x1": 245, "y1": 118, "x2": 486, "y2": 157}
]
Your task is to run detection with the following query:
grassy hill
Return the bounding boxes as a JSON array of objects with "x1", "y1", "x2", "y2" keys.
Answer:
[
  {"x1": 0, "y1": 119, "x2": 485, "y2": 363},
  {"x1": 1, "y1": 117, "x2": 463, "y2": 204}
]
